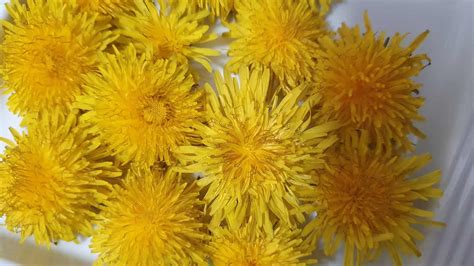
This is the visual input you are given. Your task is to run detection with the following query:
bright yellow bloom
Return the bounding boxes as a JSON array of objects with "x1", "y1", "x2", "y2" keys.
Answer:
[
  {"x1": 91, "y1": 166, "x2": 208, "y2": 265},
  {"x1": 176, "y1": 68, "x2": 339, "y2": 231},
  {"x1": 118, "y1": 1, "x2": 219, "y2": 72},
  {"x1": 209, "y1": 222, "x2": 315, "y2": 265},
  {"x1": 227, "y1": 0, "x2": 329, "y2": 87},
  {"x1": 302, "y1": 131, "x2": 443, "y2": 266},
  {"x1": 0, "y1": 0, "x2": 115, "y2": 116},
  {"x1": 76, "y1": 46, "x2": 203, "y2": 167},
  {"x1": 76, "y1": 0, "x2": 142, "y2": 15},
  {"x1": 315, "y1": 12, "x2": 430, "y2": 153},
  {"x1": 0, "y1": 110, "x2": 121, "y2": 246}
]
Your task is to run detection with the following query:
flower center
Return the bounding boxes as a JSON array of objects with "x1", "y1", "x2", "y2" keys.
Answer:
[
  {"x1": 11, "y1": 148, "x2": 65, "y2": 211},
  {"x1": 227, "y1": 140, "x2": 263, "y2": 167},
  {"x1": 221, "y1": 125, "x2": 277, "y2": 182},
  {"x1": 261, "y1": 20, "x2": 298, "y2": 51},
  {"x1": 27, "y1": 33, "x2": 84, "y2": 88},
  {"x1": 242, "y1": 242, "x2": 264, "y2": 266},
  {"x1": 148, "y1": 26, "x2": 182, "y2": 59},
  {"x1": 246, "y1": 260, "x2": 258, "y2": 266},
  {"x1": 142, "y1": 97, "x2": 171, "y2": 125},
  {"x1": 43, "y1": 51, "x2": 67, "y2": 75},
  {"x1": 349, "y1": 72, "x2": 387, "y2": 99},
  {"x1": 326, "y1": 168, "x2": 394, "y2": 227}
]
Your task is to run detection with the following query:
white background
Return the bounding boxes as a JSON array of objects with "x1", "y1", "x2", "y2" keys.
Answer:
[{"x1": 0, "y1": 0, "x2": 473, "y2": 265}]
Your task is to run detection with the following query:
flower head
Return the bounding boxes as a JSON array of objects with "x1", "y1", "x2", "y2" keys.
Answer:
[
  {"x1": 118, "y1": 1, "x2": 219, "y2": 72},
  {"x1": 227, "y1": 0, "x2": 329, "y2": 87},
  {"x1": 91, "y1": 166, "x2": 208, "y2": 265},
  {"x1": 315, "y1": 12, "x2": 430, "y2": 153},
  {"x1": 176, "y1": 68, "x2": 339, "y2": 231},
  {"x1": 209, "y1": 222, "x2": 315, "y2": 265},
  {"x1": 302, "y1": 131, "x2": 443, "y2": 266},
  {"x1": 77, "y1": 45, "x2": 204, "y2": 166},
  {"x1": 0, "y1": 0, "x2": 115, "y2": 115},
  {"x1": 0, "y1": 110, "x2": 121, "y2": 246}
]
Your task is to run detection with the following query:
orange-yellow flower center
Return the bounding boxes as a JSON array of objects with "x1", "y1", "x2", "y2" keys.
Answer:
[
  {"x1": 148, "y1": 27, "x2": 183, "y2": 59},
  {"x1": 221, "y1": 124, "x2": 278, "y2": 182},
  {"x1": 245, "y1": 257, "x2": 259, "y2": 266},
  {"x1": 244, "y1": 244, "x2": 264, "y2": 265},
  {"x1": 28, "y1": 35, "x2": 84, "y2": 88},
  {"x1": 325, "y1": 167, "x2": 395, "y2": 227},
  {"x1": 256, "y1": 18, "x2": 303, "y2": 56},
  {"x1": 142, "y1": 97, "x2": 173, "y2": 125},
  {"x1": 10, "y1": 148, "x2": 64, "y2": 211},
  {"x1": 339, "y1": 70, "x2": 390, "y2": 112},
  {"x1": 267, "y1": 23, "x2": 293, "y2": 45}
]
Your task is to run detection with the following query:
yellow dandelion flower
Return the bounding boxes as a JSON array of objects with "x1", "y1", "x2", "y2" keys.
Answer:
[
  {"x1": 0, "y1": 0, "x2": 115, "y2": 115},
  {"x1": 118, "y1": 1, "x2": 219, "y2": 72},
  {"x1": 91, "y1": 166, "x2": 208, "y2": 265},
  {"x1": 209, "y1": 222, "x2": 315, "y2": 265},
  {"x1": 176, "y1": 68, "x2": 339, "y2": 231},
  {"x1": 302, "y1": 131, "x2": 443, "y2": 266},
  {"x1": 226, "y1": 0, "x2": 329, "y2": 87},
  {"x1": 316, "y1": 12, "x2": 430, "y2": 153},
  {"x1": 0, "y1": 110, "x2": 121, "y2": 246},
  {"x1": 76, "y1": 45, "x2": 203, "y2": 166}
]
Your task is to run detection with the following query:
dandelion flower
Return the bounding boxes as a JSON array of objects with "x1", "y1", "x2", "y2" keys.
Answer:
[
  {"x1": 315, "y1": 12, "x2": 430, "y2": 153},
  {"x1": 226, "y1": 0, "x2": 329, "y2": 87},
  {"x1": 0, "y1": 0, "x2": 115, "y2": 115},
  {"x1": 91, "y1": 166, "x2": 208, "y2": 265},
  {"x1": 176, "y1": 68, "x2": 339, "y2": 231},
  {"x1": 118, "y1": 1, "x2": 219, "y2": 72},
  {"x1": 0, "y1": 110, "x2": 121, "y2": 246},
  {"x1": 76, "y1": 45, "x2": 203, "y2": 166},
  {"x1": 302, "y1": 131, "x2": 443, "y2": 266},
  {"x1": 209, "y1": 222, "x2": 315, "y2": 265}
]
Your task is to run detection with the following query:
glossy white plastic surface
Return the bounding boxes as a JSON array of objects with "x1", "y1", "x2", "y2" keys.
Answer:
[{"x1": 0, "y1": 0, "x2": 473, "y2": 265}]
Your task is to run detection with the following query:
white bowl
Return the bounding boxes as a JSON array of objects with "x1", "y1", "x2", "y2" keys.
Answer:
[{"x1": 0, "y1": 0, "x2": 472, "y2": 265}]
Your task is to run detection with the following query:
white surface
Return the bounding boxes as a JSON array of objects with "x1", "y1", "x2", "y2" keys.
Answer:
[{"x1": 0, "y1": 0, "x2": 473, "y2": 265}]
